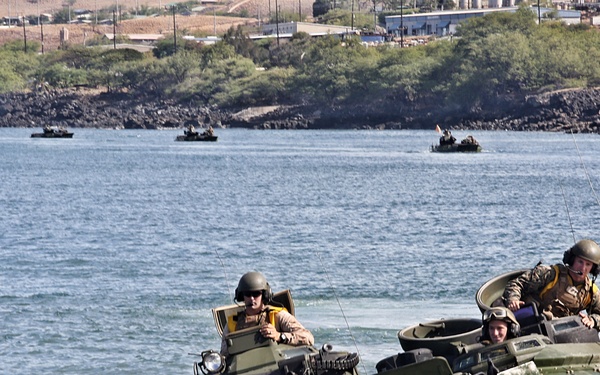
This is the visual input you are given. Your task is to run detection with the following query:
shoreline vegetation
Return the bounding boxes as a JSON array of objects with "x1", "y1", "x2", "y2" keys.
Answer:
[{"x1": 1, "y1": 8, "x2": 600, "y2": 133}]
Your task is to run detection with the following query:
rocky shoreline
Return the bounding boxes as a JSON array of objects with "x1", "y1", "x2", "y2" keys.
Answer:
[{"x1": 1, "y1": 87, "x2": 599, "y2": 133}]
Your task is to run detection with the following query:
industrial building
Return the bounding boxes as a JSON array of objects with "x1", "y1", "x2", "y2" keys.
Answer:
[
  {"x1": 261, "y1": 22, "x2": 356, "y2": 37},
  {"x1": 385, "y1": 6, "x2": 581, "y2": 37}
]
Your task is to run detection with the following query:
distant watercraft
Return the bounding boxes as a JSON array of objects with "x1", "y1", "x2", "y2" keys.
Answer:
[
  {"x1": 175, "y1": 128, "x2": 217, "y2": 142},
  {"x1": 432, "y1": 126, "x2": 481, "y2": 152},
  {"x1": 31, "y1": 126, "x2": 73, "y2": 138},
  {"x1": 430, "y1": 143, "x2": 482, "y2": 153}
]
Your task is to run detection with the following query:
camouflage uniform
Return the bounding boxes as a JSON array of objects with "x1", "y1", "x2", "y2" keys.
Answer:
[
  {"x1": 220, "y1": 306, "x2": 314, "y2": 356},
  {"x1": 503, "y1": 263, "x2": 600, "y2": 328}
]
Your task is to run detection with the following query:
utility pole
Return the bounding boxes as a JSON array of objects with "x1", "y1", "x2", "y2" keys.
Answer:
[
  {"x1": 351, "y1": 0, "x2": 354, "y2": 30},
  {"x1": 172, "y1": 5, "x2": 177, "y2": 54},
  {"x1": 275, "y1": 0, "x2": 280, "y2": 46},
  {"x1": 22, "y1": 16, "x2": 27, "y2": 53},
  {"x1": 400, "y1": 0, "x2": 404, "y2": 47},
  {"x1": 113, "y1": 10, "x2": 116, "y2": 49},
  {"x1": 373, "y1": 0, "x2": 376, "y2": 33},
  {"x1": 41, "y1": 19, "x2": 44, "y2": 54}
]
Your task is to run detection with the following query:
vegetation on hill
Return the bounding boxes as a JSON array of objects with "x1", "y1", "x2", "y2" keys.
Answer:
[{"x1": 1, "y1": 7, "x2": 600, "y2": 121}]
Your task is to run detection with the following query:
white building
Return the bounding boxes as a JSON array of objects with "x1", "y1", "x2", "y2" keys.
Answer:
[
  {"x1": 385, "y1": 6, "x2": 580, "y2": 37},
  {"x1": 261, "y1": 22, "x2": 355, "y2": 37},
  {"x1": 386, "y1": 7, "x2": 519, "y2": 37}
]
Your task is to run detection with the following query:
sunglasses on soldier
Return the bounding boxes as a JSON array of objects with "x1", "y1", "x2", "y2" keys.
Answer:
[{"x1": 243, "y1": 291, "x2": 262, "y2": 298}]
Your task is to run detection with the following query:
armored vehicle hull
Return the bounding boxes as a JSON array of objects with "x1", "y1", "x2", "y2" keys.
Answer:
[
  {"x1": 31, "y1": 130, "x2": 74, "y2": 138},
  {"x1": 374, "y1": 269, "x2": 600, "y2": 375},
  {"x1": 193, "y1": 290, "x2": 360, "y2": 375},
  {"x1": 430, "y1": 143, "x2": 481, "y2": 153},
  {"x1": 176, "y1": 135, "x2": 218, "y2": 142}
]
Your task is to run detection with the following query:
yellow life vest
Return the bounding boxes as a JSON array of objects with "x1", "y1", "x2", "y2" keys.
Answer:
[
  {"x1": 537, "y1": 264, "x2": 597, "y2": 316},
  {"x1": 227, "y1": 306, "x2": 287, "y2": 333}
]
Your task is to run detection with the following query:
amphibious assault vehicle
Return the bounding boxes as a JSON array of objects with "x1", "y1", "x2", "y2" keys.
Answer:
[
  {"x1": 193, "y1": 290, "x2": 360, "y2": 375},
  {"x1": 375, "y1": 270, "x2": 600, "y2": 375},
  {"x1": 193, "y1": 271, "x2": 600, "y2": 375}
]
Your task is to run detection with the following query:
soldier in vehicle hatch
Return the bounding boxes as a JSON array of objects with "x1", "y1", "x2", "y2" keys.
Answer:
[
  {"x1": 186, "y1": 124, "x2": 198, "y2": 136},
  {"x1": 502, "y1": 239, "x2": 600, "y2": 330},
  {"x1": 461, "y1": 135, "x2": 479, "y2": 146},
  {"x1": 480, "y1": 307, "x2": 520, "y2": 345},
  {"x1": 439, "y1": 129, "x2": 456, "y2": 146},
  {"x1": 220, "y1": 271, "x2": 314, "y2": 356}
]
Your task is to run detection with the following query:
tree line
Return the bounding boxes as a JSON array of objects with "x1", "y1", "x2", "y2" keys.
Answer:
[{"x1": 1, "y1": 6, "x2": 600, "y2": 115}]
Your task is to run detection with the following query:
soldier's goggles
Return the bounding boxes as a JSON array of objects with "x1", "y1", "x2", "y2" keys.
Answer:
[{"x1": 483, "y1": 308, "x2": 510, "y2": 322}]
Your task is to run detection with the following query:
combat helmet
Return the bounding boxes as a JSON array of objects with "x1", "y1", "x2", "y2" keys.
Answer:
[
  {"x1": 481, "y1": 307, "x2": 520, "y2": 342},
  {"x1": 234, "y1": 271, "x2": 272, "y2": 302},
  {"x1": 563, "y1": 239, "x2": 600, "y2": 276}
]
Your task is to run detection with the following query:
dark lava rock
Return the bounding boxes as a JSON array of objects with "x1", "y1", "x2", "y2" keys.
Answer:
[{"x1": 1, "y1": 87, "x2": 600, "y2": 133}]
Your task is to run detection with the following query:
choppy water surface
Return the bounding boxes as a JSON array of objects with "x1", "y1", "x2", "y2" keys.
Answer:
[{"x1": 1, "y1": 128, "x2": 600, "y2": 374}]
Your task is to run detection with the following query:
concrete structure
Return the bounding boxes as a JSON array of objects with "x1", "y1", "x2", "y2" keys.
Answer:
[
  {"x1": 2, "y1": 16, "x2": 24, "y2": 26},
  {"x1": 104, "y1": 34, "x2": 165, "y2": 43},
  {"x1": 556, "y1": 9, "x2": 583, "y2": 24},
  {"x1": 385, "y1": 6, "x2": 580, "y2": 37},
  {"x1": 98, "y1": 44, "x2": 156, "y2": 53},
  {"x1": 183, "y1": 36, "x2": 221, "y2": 45},
  {"x1": 261, "y1": 22, "x2": 355, "y2": 36},
  {"x1": 386, "y1": 7, "x2": 518, "y2": 36}
]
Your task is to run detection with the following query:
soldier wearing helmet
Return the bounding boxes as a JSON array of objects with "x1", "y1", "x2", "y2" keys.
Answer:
[
  {"x1": 480, "y1": 307, "x2": 520, "y2": 344},
  {"x1": 439, "y1": 129, "x2": 456, "y2": 146},
  {"x1": 503, "y1": 239, "x2": 600, "y2": 330},
  {"x1": 220, "y1": 271, "x2": 314, "y2": 356}
]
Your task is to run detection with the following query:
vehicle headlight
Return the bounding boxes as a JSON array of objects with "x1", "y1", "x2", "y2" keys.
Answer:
[{"x1": 195, "y1": 350, "x2": 226, "y2": 375}]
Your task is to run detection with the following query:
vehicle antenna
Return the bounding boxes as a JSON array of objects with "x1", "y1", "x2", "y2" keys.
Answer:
[
  {"x1": 214, "y1": 248, "x2": 233, "y2": 302},
  {"x1": 559, "y1": 182, "x2": 577, "y2": 244},
  {"x1": 568, "y1": 130, "x2": 599, "y2": 315},
  {"x1": 317, "y1": 252, "x2": 367, "y2": 375},
  {"x1": 570, "y1": 130, "x2": 600, "y2": 207}
]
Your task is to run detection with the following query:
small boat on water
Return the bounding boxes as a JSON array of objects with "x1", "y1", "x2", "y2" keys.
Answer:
[
  {"x1": 374, "y1": 269, "x2": 600, "y2": 375},
  {"x1": 430, "y1": 143, "x2": 482, "y2": 153},
  {"x1": 31, "y1": 126, "x2": 73, "y2": 138},
  {"x1": 431, "y1": 127, "x2": 481, "y2": 153},
  {"x1": 175, "y1": 133, "x2": 218, "y2": 142},
  {"x1": 176, "y1": 126, "x2": 217, "y2": 142},
  {"x1": 192, "y1": 290, "x2": 359, "y2": 375}
]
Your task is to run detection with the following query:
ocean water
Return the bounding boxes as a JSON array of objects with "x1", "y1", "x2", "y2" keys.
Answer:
[{"x1": 1, "y1": 128, "x2": 600, "y2": 374}]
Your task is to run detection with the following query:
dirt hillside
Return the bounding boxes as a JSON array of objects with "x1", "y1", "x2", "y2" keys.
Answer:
[
  {"x1": 0, "y1": 0, "x2": 315, "y2": 22},
  {"x1": 0, "y1": 0, "x2": 315, "y2": 51},
  {"x1": 1, "y1": 0, "x2": 215, "y2": 18},
  {"x1": 0, "y1": 14, "x2": 257, "y2": 51}
]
